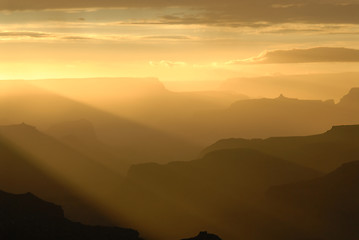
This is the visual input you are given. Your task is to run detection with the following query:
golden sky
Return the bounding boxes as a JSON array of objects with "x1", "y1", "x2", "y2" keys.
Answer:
[{"x1": 1, "y1": 0, "x2": 359, "y2": 82}]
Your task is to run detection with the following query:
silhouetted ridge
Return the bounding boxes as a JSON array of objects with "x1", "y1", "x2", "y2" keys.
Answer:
[
  {"x1": 0, "y1": 190, "x2": 142, "y2": 240},
  {"x1": 203, "y1": 147, "x2": 267, "y2": 160},
  {"x1": 324, "y1": 124, "x2": 359, "y2": 140},
  {"x1": 0, "y1": 190, "x2": 64, "y2": 219},
  {"x1": 323, "y1": 160, "x2": 359, "y2": 186},
  {"x1": 270, "y1": 160, "x2": 359, "y2": 196},
  {"x1": 266, "y1": 160, "x2": 359, "y2": 240},
  {"x1": 229, "y1": 95, "x2": 330, "y2": 109},
  {"x1": 182, "y1": 231, "x2": 222, "y2": 240},
  {"x1": 128, "y1": 148, "x2": 320, "y2": 192},
  {"x1": 120, "y1": 147, "x2": 320, "y2": 240},
  {"x1": 203, "y1": 124, "x2": 359, "y2": 172}
]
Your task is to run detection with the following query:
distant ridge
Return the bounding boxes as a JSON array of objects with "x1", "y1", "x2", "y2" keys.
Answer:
[
  {"x1": 220, "y1": 73, "x2": 359, "y2": 101},
  {"x1": 203, "y1": 124, "x2": 359, "y2": 172},
  {"x1": 204, "y1": 124, "x2": 359, "y2": 153},
  {"x1": 229, "y1": 93, "x2": 332, "y2": 109},
  {"x1": 338, "y1": 87, "x2": 359, "y2": 105},
  {"x1": 324, "y1": 124, "x2": 359, "y2": 139}
]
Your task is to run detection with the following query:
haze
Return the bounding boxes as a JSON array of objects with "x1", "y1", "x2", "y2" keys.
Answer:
[{"x1": 0, "y1": 1, "x2": 359, "y2": 240}]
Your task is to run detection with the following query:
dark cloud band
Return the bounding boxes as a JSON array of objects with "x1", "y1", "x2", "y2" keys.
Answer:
[
  {"x1": 0, "y1": 31, "x2": 52, "y2": 38},
  {"x1": 1, "y1": 0, "x2": 359, "y2": 25},
  {"x1": 227, "y1": 47, "x2": 359, "y2": 64}
]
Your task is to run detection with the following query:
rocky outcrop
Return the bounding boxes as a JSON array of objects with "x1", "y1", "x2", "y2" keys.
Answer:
[{"x1": 182, "y1": 231, "x2": 222, "y2": 240}]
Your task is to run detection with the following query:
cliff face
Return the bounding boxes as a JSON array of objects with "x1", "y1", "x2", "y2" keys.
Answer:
[{"x1": 0, "y1": 190, "x2": 142, "y2": 240}]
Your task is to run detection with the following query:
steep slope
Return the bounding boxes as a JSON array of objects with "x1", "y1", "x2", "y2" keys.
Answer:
[
  {"x1": 30, "y1": 78, "x2": 246, "y2": 145},
  {"x1": 0, "y1": 123, "x2": 124, "y2": 225},
  {"x1": 267, "y1": 160, "x2": 359, "y2": 240},
  {"x1": 47, "y1": 119, "x2": 99, "y2": 142},
  {"x1": 335, "y1": 87, "x2": 359, "y2": 125},
  {"x1": 203, "y1": 124, "x2": 359, "y2": 172},
  {"x1": 0, "y1": 190, "x2": 141, "y2": 240},
  {"x1": 29, "y1": 77, "x2": 245, "y2": 115},
  {"x1": 117, "y1": 148, "x2": 320, "y2": 240},
  {"x1": 46, "y1": 119, "x2": 129, "y2": 174},
  {"x1": 0, "y1": 81, "x2": 200, "y2": 165},
  {"x1": 338, "y1": 87, "x2": 359, "y2": 106}
]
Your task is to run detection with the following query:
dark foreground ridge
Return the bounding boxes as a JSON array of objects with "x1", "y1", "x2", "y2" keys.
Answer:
[
  {"x1": 182, "y1": 231, "x2": 222, "y2": 240},
  {"x1": 0, "y1": 190, "x2": 142, "y2": 240}
]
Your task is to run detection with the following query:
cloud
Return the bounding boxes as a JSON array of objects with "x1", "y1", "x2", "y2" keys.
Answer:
[
  {"x1": 149, "y1": 60, "x2": 187, "y2": 67},
  {"x1": 2, "y1": 0, "x2": 359, "y2": 25},
  {"x1": 0, "y1": 31, "x2": 52, "y2": 38},
  {"x1": 0, "y1": 31, "x2": 99, "y2": 41},
  {"x1": 62, "y1": 36, "x2": 94, "y2": 40},
  {"x1": 226, "y1": 47, "x2": 359, "y2": 64},
  {"x1": 142, "y1": 35, "x2": 192, "y2": 40}
]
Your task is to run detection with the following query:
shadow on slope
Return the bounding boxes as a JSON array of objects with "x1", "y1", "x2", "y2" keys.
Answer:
[
  {"x1": 0, "y1": 129, "x2": 117, "y2": 225},
  {"x1": 46, "y1": 119, "x2": 128, "y2": 175},
  {"x1": 29, "y1": 77, "x2": 246, "y2": 145},
  {"x1": 0, "y1": 80, "x2": 201, "y2": 166}
]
